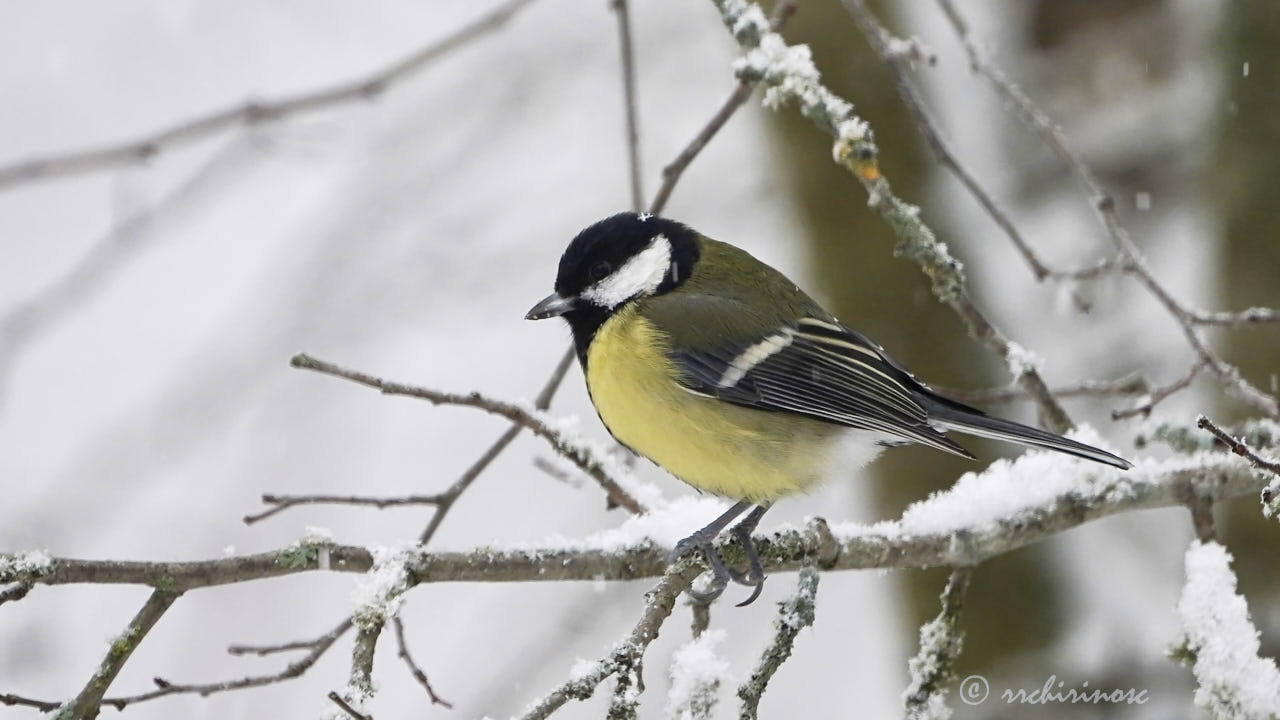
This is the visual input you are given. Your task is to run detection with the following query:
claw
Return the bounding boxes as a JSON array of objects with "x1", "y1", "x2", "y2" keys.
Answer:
[{"x1": 668, "y1": 503, "x2": 772, "y2": 606}]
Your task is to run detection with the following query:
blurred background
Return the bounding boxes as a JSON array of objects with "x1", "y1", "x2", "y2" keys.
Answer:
[{"x1": 1, "y1": 0, "x2": 1276, "y2": 717}]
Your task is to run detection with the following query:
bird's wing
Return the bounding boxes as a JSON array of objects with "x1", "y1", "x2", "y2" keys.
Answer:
[{"x1": 659, "y1": 301, "x2": 975, "y2": 459}]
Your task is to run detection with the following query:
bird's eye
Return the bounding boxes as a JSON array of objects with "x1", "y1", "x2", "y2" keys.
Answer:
[{"x1": 589, "y1": 261, "x2": 612, "y2": 281}]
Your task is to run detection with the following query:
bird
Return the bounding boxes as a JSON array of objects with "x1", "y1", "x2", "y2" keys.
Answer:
[{"x1": 525, "y1": 211, "x2": 1131, "y2": 605}]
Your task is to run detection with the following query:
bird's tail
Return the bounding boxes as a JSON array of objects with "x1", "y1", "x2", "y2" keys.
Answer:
[{"x1": 920, "y1": 395, "x2": 1132, "y2": 470}]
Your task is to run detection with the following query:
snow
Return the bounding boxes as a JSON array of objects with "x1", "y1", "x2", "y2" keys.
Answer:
[
  {"x1": 833, "y1": 425, "x2": 1126, "y2": 539},
  {"x1": 665, "y1": 629, "x2": 731, "y2": 720},
  {"x1": 1175, "y1": 540, "x2": 1280, "y2": 718},
  {"x1": 0, "y1": 549, "x2": 52, "y2": 577},
  {"x1": 1003, "y1": 341, "x2": 1045, "y2": 379},
  {"x1": 499, "y1": 495, "x2": 729, "y2": 555},
  {"x1": 568, "y1": 657, "x2": 602, "y2": 682},
  {"x1": 350, "y1": 545, "x2": 411, "y2": 630}
]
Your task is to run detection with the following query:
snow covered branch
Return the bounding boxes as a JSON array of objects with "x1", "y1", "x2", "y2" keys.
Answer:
[
  {"x1": 737, "y1": 562, "x2": 819, "y2": 719},
  {"x1": 934, "y1": 0, "x2": 1280, "y2": 420},
  {"x1": 5, "y1": 443, "x2": 1267, "y2": 715},
  {"x1": 902, "y1": 568, "x2": 971, "y2": 720},
  {"x1": 1173, "y1": 541, "x2": 1280, "y2": 718},
  {"x1": 709, "y1": 0, "x2": 1074, "y2": 433}
]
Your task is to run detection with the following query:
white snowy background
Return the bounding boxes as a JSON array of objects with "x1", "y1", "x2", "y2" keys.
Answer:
[{"x1": 0, "y1": 1, "x2": 1270, "y2": 718}]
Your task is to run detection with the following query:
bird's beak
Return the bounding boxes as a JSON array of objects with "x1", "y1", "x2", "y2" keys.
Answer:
[{"x1": 525, "y1": 292, "x2": 575, "y2": 320}]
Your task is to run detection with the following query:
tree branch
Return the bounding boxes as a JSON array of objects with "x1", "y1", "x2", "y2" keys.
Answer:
[
  {"x1": 933, "y1": 373, "x2": 1150, "y2": 405},
  {"x1": 0, "y1": 0, "x2": 539, "y2": 191},
  {"x1": 56, "y1": 589, "x2": 180, "y2": 720},
  {"x1": 902, "y1": 567, "x2": 972, "y2": 718},
  {"x1": 289, "y1": 353, "x2": 646, "y2": 515},
  {"x1": 711, "y1": 0, "x2": 1074, "y2": 433},
  {"x1": 934, "y1": 0, "x2": 1279, "y2": 418},
  {"x1": 647, "y1": 0, "x2": 798, "y2": 215},
  {"x1": 610, "y1": 0, "x2": 645, "y2": 212},
  {"x1": 737, "y1": 562, "x2": 819, "y2": 720},
  {"x1": 392, "y1": 616, "x2": 452, "y2": 708}
]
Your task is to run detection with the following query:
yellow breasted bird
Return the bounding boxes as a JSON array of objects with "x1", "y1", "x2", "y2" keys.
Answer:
[{"x1": 526, "y1": 212, "x2": 1130, "y2": 605}]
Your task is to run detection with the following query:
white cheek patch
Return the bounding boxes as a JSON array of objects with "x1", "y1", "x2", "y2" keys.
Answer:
[
  {"x1": 581, "y1": 235, "x2": 673, "y2": 309},
  {"x1": 717, "y1": 329, "x2": 795, "y2": 388}
]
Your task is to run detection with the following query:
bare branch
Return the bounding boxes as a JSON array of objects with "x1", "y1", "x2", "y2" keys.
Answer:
[
  {"x1": 610, "y1": 0, "x2": 645, "y2": 211},
  {"x1": 903, "y1": 567, "x2": 972, "y2": 718},
  {"x1": 647, "y1": 0, "x2": 798, "y2": 215},
  {"x1": 934, "y1": 373, "x2": 1150, "y2": 405},
  {"x1": 842, "y1": 1, "x2": 1052, "y2": 281},
  {"x1": 1112, "y1": 359, "x2": 1207, "y2": 420},
  {"x1": 0, "y1": 0, "x2": 538, "y2": 191},
  {"x1": 420, "y1": 347, "x2": 576, "y2": 543},
  {"x1": 935, "y1": 0, "x2": 1279, "y2": 418},
  {"x1": 244, "y1": 492, "x2": 448, "y2": 526},
  {"x1": 737, "y1": 562, "x2": 819, "y2": 720},
  {"x1": 392, "y1": 616, "x2": 453, "y2": 708},
  {"x1": 1197, "y1": 415, "x2": 1280, "y2": 476},
  {"x1": 1190, "y1": 307, "x2": 1280, "y2": 327},
  {"x1": 59, "y1": 589, "x2": 180, "y2": 719},
  {"x1": 290, "y1": 353, "x2": 646, "y2": 515},
  {"x1": 327, "y1": 691, "x2": 373, "y2": 720}
]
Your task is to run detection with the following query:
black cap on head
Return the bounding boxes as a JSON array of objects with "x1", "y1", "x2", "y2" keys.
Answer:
[{"x1": 554, "y1": 212, "x2": 700, "y2": 298}]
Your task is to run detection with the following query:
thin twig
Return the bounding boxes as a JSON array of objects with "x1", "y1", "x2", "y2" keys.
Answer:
[
  {"x1": 1112, "y1": 359, "x2": 1207, "y2": 420},
  {"x1": 393, "y1": 616, "x2": 453, "y2": 708},
  {"x1": 713, "y1": 0, "x2": 1074, "y2": 433},
  {"x1": 934, "y1": 373, "x2": 1149, "y2": 405},
  {"x1": 737, "y1": 562, "x2": 819, "y2": 720},
  {"x1": 328, "y1": 691, "x2": 374, "y2": 720},
  {"x1": 0, "y1": 582, "x2": 33, "y2": 606},
  {"x1": 902, "y1": 567, "x2": 972, "y2": 717},
  {"x1": 1190, "y1": 307, "x2": 1280, "y2": 327},
  {"x1": 419, "y1": 346, "x2": 576, "y2": 543},
  {"x1": 1197, "y1": 415, "x2": 1280, "y2": 476},
  {"x1": 243, "y1": 492, "x2": 449, "y2": 525},
  {"x1": 0, "y1": 0, "x2": 539, "y2": 191},
  {"x1": 611, "y1": 0, "x2": 644, "y2": 211},
  {"x1": 290, "y1": 353, "x2": 645, "y2": 515},
  {"x1": 647, "y1": 0, "x2": 798, "y2": 216},
  {"x1": 58, "y1": 589, "x2": 181, "y2": 719},
  {"x1": 842, "y1": 1, "x2": 1052, "y2": 281},
  {"x1": 935, "y1": 0, "x2": 1279, "y2": 418}
]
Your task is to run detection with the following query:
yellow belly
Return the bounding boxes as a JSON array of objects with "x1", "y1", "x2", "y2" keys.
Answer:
[{"x1": 585, "y1": 306, "x2": 842, "y2": 504}]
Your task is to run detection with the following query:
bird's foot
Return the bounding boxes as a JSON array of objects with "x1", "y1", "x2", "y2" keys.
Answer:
[{"x1": 669, "y1": 526, "x2": 767, "y2": 606}]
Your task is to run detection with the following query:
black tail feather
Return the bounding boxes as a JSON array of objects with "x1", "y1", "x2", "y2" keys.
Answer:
[{"x1": 919, "y1": 395, "x2": 1132, "y2": 470}]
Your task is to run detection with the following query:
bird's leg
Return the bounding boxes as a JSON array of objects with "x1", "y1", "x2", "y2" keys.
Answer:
[
  {"x1": 727, "y1": 505, "x2": 769, "y2": 607},
  {"x1": 670, "y1": 500, "x2": 753, "y2": 603}
]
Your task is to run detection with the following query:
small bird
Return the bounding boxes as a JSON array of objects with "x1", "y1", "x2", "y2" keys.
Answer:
[{"x1": 526, "y1": 212, "x2": 1130, "y2": 605}]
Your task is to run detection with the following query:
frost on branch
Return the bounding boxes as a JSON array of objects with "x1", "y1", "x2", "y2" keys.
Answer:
[
  {"x1": 716, "y1": 0, "x2": 866, "y2": 143},
  {"x1": 0, "y1": 549, "x2": 52, "y2": 578},
  {"x1": 351, "y1": 546, "x2": 412, "y2": 630},
  {"x1": 666, "y1": 629, "x2": 731, "y2": 720},
  {"x1": 1173, "y1": 540, "x2": 1280, "y2": 719}
]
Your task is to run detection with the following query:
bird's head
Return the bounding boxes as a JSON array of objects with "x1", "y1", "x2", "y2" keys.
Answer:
[{"x1": 525, "y1": 212, "x2": 700, "y2": 322}]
